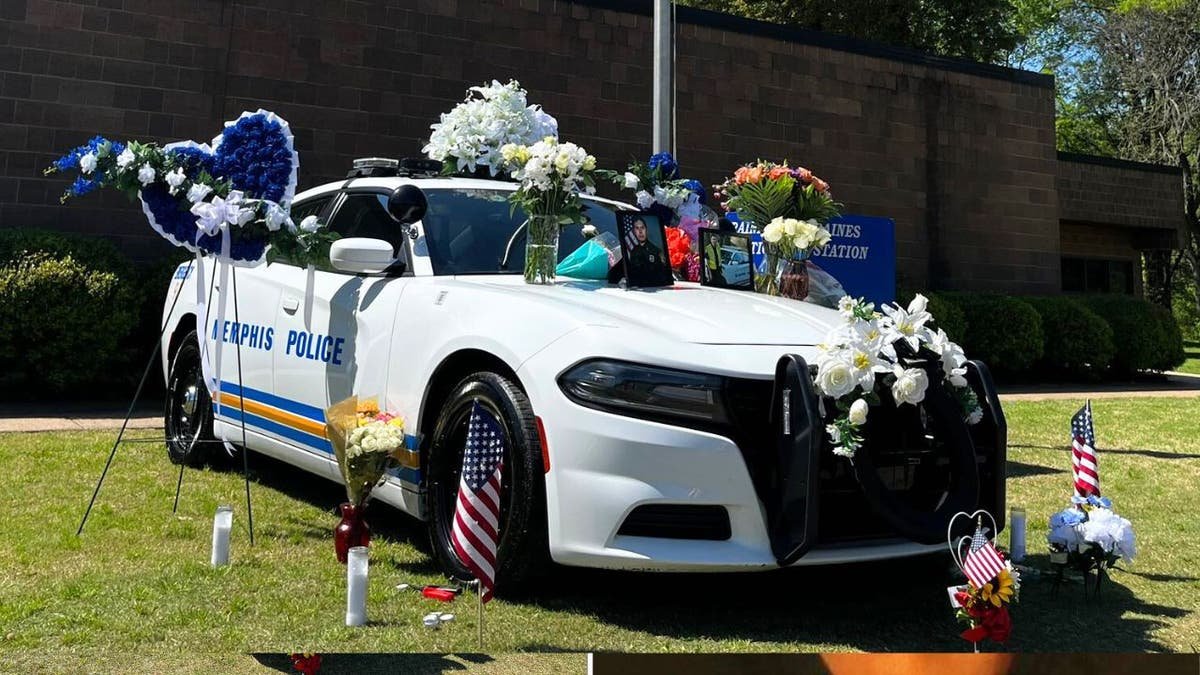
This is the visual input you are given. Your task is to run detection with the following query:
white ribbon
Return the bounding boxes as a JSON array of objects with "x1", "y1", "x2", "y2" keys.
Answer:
[{"x1": 195, "y1": 227, "x2": 238, "y2": 456}]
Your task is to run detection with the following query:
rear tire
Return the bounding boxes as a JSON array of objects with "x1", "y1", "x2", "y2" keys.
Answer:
[
  {"x1": 426, "y1": 371, "x2": 549, "y2": 591},
  {"x1": 164, "y1": 329, "x2": 215, "y2": 467}
]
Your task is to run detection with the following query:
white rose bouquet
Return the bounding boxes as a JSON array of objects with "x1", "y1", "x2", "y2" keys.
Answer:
[
  {"x1": 500, "y1": 137, "x2": 597, "y2": 283},
  {"x1": 815, "y1": 294, "x2": 984, "y2": 459},
  {"x1": 325, "y1": 396, "x2": 406, "y2": 506},
  {"x1": 423, "y1": 79, "x2": 559, "y2": 177}
]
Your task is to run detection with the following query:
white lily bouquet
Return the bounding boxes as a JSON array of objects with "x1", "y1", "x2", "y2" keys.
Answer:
[
  {"x1": 815, "y1": 294, "x2": 984, "y2": 459},
  {"x1": 500, "y1": 137, "x2": 597, "y2": 284},
  {"x1": 423, "y1": 79, "x2": 558, "y2": 177}
]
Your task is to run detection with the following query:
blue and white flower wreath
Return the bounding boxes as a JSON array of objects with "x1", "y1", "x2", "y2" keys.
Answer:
[{"x1": 46, "y1": 109, "x2": 329, "y2": 267}]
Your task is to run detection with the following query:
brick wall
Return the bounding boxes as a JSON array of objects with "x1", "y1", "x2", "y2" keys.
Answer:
[
  {"x1": 1058, "y1": 154, "x2": 1183, "y2": 232},
  {"x1": 1, "y1": 0, "x2": 1063, "y2": 292}
]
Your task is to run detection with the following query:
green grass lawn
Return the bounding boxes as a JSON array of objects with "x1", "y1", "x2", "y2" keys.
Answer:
[
  {"x1": 1, "y1": 397, "x2": 1197, "y2": 669},
  {"x1": 1179, "y1": 340, "x2": 1200, "y2": 375}
]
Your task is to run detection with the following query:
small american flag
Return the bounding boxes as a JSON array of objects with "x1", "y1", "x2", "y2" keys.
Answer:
[
  {"x1": 963, "y1": 521, "x2": 1006, "y2": 588},
  {"x1": 1071, "y1": 401, "x2": 1100, "y2": 498},
  {"x1": 450, "y1": 400, "x2": 505, "y2": 603}
]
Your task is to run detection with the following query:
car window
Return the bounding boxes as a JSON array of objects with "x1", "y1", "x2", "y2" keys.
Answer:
[
  {"x1": 420, "y1": 187, "x2": 622, "y2": 275},
  {"x1": 321, "y1": 193, "x2": 411, "y2": 275}
]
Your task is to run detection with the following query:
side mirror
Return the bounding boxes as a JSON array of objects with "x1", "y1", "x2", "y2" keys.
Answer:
[
  {"x1": 329, "y1": 238, "x2": 396, "y2": 274},
  {"x1": 388, "y1": 185, "x2": 427, "y2": 225}
]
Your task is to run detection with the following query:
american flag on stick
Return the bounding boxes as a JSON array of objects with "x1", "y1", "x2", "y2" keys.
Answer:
[
  {"x1": 1071, "y1": 400, "x2": 1100, "y2": 498},
  {"x1": 450, "y1": 400, "x2": 505, "y2": 603},
  {"x1": 963, "y1": 520, "x2": 1006, "y2": 589}
]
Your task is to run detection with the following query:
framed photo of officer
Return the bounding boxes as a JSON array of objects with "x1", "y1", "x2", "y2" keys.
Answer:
[
  {"x1": 617, "y1": 212, "x2": 674, "y2": 288},
  {"x1": 698, "y1": 228, "x2": 754, "y2": 290}
]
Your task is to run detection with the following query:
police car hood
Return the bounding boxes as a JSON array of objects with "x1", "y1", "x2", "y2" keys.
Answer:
[{"x1": 457, "y1": 276, "x2": 839, "y2": 345}]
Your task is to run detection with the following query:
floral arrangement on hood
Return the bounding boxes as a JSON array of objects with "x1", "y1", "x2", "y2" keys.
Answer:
[
  {"x1": 598, "y1": 152, "x2": 707, "y2": 223},
  {"x1": 713, "y1": 160, "x2": 839, "y2": 227},
  {"x1": 1048, "y1": 494, "x2": 1137, "y2": 567},
  {"x1": 45, "y1": 110, "x2": 323, "y2": 265},
  {"x1": 423, "y1": 79, "x2": 559, "y2": 177},
  {"x1": 815, "y1": 294, "x2": 984, "y2": 459},
  {"x1": 499, "y1": 137, "x2": 597, "y2": 283},
  {"x1": 598, "y1": 152, "x2": 713, "y2": 282},
  {"x1": 713, "y1": 160, "x2": 840, "y2": 296}
]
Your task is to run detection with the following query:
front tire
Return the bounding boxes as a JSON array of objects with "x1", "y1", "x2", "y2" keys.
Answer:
[
  {"x1": 164, "y1": 329, "x2": 215, "y2": 467},
  {"x1": 426, "y1": 372, "x2": 549, "y2": 590}
]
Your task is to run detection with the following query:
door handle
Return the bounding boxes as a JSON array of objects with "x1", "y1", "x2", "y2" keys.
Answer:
[{"x1": 282, "y1": 295, "x2": 300, "y2": 313}]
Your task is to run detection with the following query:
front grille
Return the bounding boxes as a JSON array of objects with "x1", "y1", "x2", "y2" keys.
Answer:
[
  {"x1": 723, "y1": 376, "x2": 900, "y2": 544},
  {"x1": 617, "y1": 504, "x2": 732, "y2": 541}
]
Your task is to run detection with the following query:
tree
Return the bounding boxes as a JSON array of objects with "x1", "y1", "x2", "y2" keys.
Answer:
[
  {"x1": 1086, "y1": 2, "x2": 1200, "y2": 313},
  {"x1": 679, "y1": 0, "x2": 1022, "y2": 63}
]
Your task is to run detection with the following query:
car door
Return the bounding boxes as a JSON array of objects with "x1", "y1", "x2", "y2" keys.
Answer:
[
  {"x1": 271, "y1": 189, "x2": 413, "y2": 476},
  {"x1": 204, "y1": 247, "x2": 282, "y2": 451}
]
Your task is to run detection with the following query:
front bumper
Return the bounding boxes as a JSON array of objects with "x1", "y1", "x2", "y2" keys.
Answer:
[{"x1": 520, "y1": 340, "x2": 1005, "y2": 572}]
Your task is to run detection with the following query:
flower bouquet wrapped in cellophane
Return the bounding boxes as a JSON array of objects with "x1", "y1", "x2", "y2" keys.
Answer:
[{"x1": 325, "y1": 396, "x2": 406, "y2": 507}]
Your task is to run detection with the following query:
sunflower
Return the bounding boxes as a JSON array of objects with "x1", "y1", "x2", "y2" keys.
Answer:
[{"x1": 980, "y1": 569, "x2": 1015, "y2": 607}]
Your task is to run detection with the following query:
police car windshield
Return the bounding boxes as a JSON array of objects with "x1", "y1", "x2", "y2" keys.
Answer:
[{"x1": 421, "y1": 188, "x2": 622, "y2": 275}]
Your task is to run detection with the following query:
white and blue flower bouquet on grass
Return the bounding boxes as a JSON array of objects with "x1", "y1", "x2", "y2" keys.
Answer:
[
  {"x1": 46, "y1": 109, "x2": 333, "y2": 267},
  {"x1": 1048, "y1": 494, "x2": 1137, "y2": 571}
]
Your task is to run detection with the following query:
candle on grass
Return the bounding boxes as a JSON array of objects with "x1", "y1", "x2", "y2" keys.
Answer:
[
  {"x1": 346, "y1": 545, "x2": 369, "y2": 627},
  {"x1": 211, "y1": 505, "x2": 233, "y2": 567},
  {"x1": 1010, "y1": 507, "x2": 1027, "y2": 562}
]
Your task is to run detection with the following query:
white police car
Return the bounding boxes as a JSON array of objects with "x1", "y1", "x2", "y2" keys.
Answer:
[{"x1": 161, "y1": 158, "x2": 1006, "y2": 587}]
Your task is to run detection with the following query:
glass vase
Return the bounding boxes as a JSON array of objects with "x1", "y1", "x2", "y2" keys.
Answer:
[
  {"x1": 334, "y1": 502, "x2": 371, "y2": 564},
  {"x1": 524, "y1": 215, "x2": 560, "y2": 284},
  {"x1": 778, "y1": 257, "x2": 810, "y2": 301},
  {"x1": 754, "y1": 245, "x2": 781, "y2": 296}
]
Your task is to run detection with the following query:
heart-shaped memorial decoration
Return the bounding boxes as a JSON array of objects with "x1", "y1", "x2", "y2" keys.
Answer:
[{"x1": 139, "y1": 109, "x2": 299, "y2": 264}]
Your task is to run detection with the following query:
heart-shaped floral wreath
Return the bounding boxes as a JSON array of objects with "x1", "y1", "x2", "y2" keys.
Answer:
[{"x1": 46, "y1": 109, "x2": 331, "y2": 267}]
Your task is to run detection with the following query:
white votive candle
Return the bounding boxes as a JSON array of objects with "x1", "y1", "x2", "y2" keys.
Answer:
[
  {"x1": 346, "y1": 546, "x2": 369, "y2": 627},
  {"x1": 211, "y1": 505, "x2": 233, "y2": 567},
  {"x1": 1010, "y1": 507, "x2": 1027, "y2": 563}
]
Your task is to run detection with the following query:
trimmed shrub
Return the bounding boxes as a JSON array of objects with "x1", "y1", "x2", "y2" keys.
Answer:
[
  {"x1": 0, "y1": 230, "x2": 138, "y2": 395},
  {"x1": 1022, "y1": 296, "x2": 1115, "y2": 378},
  {"x1": 943, "y1": 293, "x2": 1043, "y2": 373},
  {"x1": 894, "y1": 290, "x2": 968, "y2": 342},
  {"x1": 0, "y1": 254, "x2": 137, "y2": 393},
  {"x1": 1077, "y1": 294, "x2": 1186, "y2": 374}
]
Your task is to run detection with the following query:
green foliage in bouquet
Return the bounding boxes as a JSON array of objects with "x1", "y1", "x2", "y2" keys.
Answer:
[
  {"x1": 266, "y1": 219, "x2": 341, "y2": 269},
  {"x1": 715, "y1": 161, "x2": 841, "y2": 228}
]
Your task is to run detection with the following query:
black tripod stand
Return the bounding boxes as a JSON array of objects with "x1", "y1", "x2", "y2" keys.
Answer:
[{"x1": 77, "y1": 258, "x2": 256, "y2": 544}]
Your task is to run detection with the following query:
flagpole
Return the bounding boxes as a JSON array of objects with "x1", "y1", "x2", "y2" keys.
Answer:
[{"x1": 475, "y1": 579, "x2": 484, "y2": 651}]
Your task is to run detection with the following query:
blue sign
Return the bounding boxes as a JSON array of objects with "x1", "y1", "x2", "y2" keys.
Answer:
[{"x1": 728, "y1": 213, "x2": 896, "y2": 306}]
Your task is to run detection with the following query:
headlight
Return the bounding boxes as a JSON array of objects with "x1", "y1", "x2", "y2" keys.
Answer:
[{"x1": 558, "y1": 360, "x2": 729, "y2": 425}]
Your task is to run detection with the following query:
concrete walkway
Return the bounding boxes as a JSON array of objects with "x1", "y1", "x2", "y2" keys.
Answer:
[{"x1": 0, "y1": 402, "x2": 160, "y2": 433}]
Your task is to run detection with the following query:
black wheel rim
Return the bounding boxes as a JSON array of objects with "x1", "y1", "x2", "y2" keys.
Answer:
[
  {"x1": 432, "y1": 398, "x2": 516, "y2": 570},
  {"x1": 166, "y1": 354, "x2": 209, "y2": 455}
]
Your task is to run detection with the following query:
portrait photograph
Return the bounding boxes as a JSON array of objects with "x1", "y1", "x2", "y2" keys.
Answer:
[
  {"x1": 617, "y1": 212, "x2": 674, "y2": 288},
  {"x1": 699, "y1": 228, "x2": 754, "y2": 290}
]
